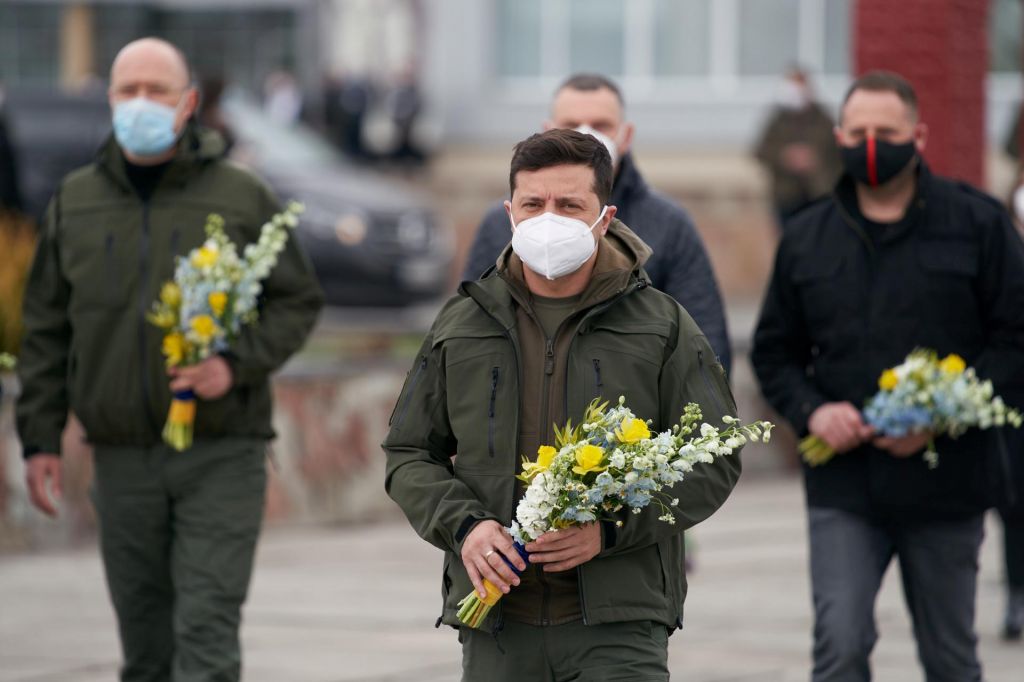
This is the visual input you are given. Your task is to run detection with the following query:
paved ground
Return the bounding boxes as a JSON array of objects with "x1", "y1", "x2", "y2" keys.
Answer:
[{"x1": 1, "y1": 473, "x2": 1021, "y2": 682}]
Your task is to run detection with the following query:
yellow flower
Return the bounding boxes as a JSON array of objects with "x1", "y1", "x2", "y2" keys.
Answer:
[
  {"x1": 615, "y1": 418, "x2": 650, "y2": 444},
  {"x1": 189, "y1": 315, "x2": 218, "y2": 342},
  {"x1": 536, "y1": 445, "x2": 556, "y2": 470},
  {"x1": 159, "y1": 282, "x2": 181, "y2": 307},
  {"x1": 521, "y1": 445, "x2": 557, "y2": 478},
  {"x1": 939, "y1": 353, "x2": 966, "y2": 375},
  {"x1": 191, "y1": 245, "x2": 219, "y2": 269},
  {"x1": 208, "y1": 291, "x2": 228, "y2": 318},
  {"x1": 879, "y1": 368, "x2": 899, "y2": 391},
  {"x1": 572, "y1": 444, "x2": 607, "y2": 476},
  {"x1": 162, "y1": 332, "x2": 187, "y2": 367}
]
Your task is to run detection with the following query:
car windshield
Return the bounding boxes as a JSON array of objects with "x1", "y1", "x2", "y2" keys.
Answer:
[{"x1": 222, "y1": 93, "x2": 343, "y2": 168}]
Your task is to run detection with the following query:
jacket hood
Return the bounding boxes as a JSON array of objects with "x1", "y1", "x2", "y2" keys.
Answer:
[{"x1": 96, "y1": 122, "x2": 228, "y2": 193}]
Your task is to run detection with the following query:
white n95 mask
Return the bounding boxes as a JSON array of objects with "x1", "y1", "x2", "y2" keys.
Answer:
[
  {"x1": 510, "y1": 207, "x2": 607, "y2": 280},
  {"x1": 574, "y1": 125, "x2": 619, "y2": 167}
]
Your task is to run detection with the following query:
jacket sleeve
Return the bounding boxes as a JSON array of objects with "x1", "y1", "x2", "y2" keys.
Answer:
[
  {"x1": 600, "y1": 313, "x2": 742, "y2": 557},
  {"x1": 224, "y1": 186, "x2": 324, "y2": 387},
  {"x1": 750, "y1": 237, "x2": 828, "y2": 435},
  {"x1": 383, "y1": 331, "x2": 499, "y2": 553},
  {"x1": 971, "y1": 207, "x2": 1024, "y2": 408},
  {"x1": 16, "y1": 198, "x2": 71, "y2": 457},
  {"x1": 460, "y1": 203, "x2": 512, "y2": 282},
  {"x1": 658, "y1": 209, "x2": 732, "y2": 375}
]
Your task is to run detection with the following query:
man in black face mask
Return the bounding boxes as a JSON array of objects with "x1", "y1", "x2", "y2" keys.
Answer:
[{"x1": 752, "y1": 70, "x2": 1024, "y2": 681}]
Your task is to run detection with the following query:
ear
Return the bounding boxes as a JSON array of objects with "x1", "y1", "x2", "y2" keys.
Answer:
[
  {"x1": 599, "y1": 205, "x2": 617, "y2": 236},
  {"x1": 833, "y1": 125, "x2": 844, "y2": 147},
  {"x1": 176, "y1": 87, "x2": 200, "y2": 131},
  {"x1": 913, "y1": 122, "x2": 928, "y2": 154},
  {"x1": 617, "y1": 123, "x2": 635, "y2": 156},
  {"x1": 503, "y1": 200, "x2": 515, "y2": 231}
]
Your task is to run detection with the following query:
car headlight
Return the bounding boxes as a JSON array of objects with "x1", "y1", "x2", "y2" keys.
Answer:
[{"x1": 334, "y1": 212, "x2": 369, "y2": 246}]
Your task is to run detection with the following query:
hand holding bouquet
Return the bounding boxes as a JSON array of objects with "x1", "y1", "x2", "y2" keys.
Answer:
[
  {"x1": 800, "y1": 349, "x2": 1022, "y2": 468},
  {"x1": 456, "y1": 396, "x2": 772, "y2": 627},
  {"x1": 147, "y1": 202, "x2": 303, "y2": 450}
]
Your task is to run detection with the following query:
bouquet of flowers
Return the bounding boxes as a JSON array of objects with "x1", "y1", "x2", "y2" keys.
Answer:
[
  {"x1": 800, "y1": 349, "x2": 1023, "y2": 468},
  {"x1": 456, "y1": 396, "x2": 773, "y2": 627},
  {"x1": 147, "y1": 202, "x2": 303, "y2": 450},
  {"x1": 0, "y1": 353, "x2": 15, "y2": 371}
]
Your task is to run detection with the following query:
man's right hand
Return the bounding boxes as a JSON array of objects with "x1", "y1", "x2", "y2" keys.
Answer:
[
  {"x1": 461, "y1": 520, "x2": 525, "y2": 599},
  {"x1": 25, "y1": 454, "x2": 62, "y2": 517},
  {"x1": 808, "y1": 402, "x2": 873, "y2": 454}
]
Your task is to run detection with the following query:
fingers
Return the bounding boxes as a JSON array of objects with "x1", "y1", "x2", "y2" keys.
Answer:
[
  {"x1": 527, "y1": 525, "x2": 600, "y2": 572},
  {"x1": 26, "y1": 460, "x2": 59, "y2": 517},
  {"x1": 475, "y1": 550, "x2": 520, "y2": 594},
  {"x1": 461, "y1": 521, "x2": 524, "y2": 598}
]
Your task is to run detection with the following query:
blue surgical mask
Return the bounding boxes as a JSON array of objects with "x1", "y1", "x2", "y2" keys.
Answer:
[{"x1": 112, "y1": 97, "x2": 182, "y2": 157}]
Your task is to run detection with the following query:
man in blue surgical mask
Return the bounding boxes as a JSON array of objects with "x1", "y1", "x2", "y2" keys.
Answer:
[
  {"x1": 462, "y1": 73, "x2": 731, "y2": 375},
  {"x1": 17, "y1": 38, "x2": 322, "y2": 681}
]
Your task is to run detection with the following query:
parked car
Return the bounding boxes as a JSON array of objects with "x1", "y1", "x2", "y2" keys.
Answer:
[{"x1": 2, "y1": 88, "x2": 453, "y2": 307}]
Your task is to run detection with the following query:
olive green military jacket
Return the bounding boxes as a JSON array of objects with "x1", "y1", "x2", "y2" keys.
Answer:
[
  {"x1": 17, "y1": 126, "x2": 323, "y2": 455},
  {"x1": 383, "y1": 220, "x2": 741, "y2": 631}
]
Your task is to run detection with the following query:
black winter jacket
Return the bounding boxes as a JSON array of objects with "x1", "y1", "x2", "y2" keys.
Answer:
[{"x1": 752, "y1": 163, "x2": 1024, "y2": 520}]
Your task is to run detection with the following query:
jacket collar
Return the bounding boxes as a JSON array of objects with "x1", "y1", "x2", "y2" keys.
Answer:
[
  {"x1": 96, "y1": 123, "x2": 228, "y2": 196},
  {"x1": 609, "y1": 153, "x2": 647, "y2": 209},
  {"x1": 833, "y1": 159, "x2": 931, "y2": 246}
]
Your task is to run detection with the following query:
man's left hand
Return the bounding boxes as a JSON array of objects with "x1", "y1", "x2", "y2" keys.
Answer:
[
  {"x1": 874, "y1": 432, "x2": 931, "y2": 458},
  {"x1": 169, "y1": 356, "x2": 233, "y2": 400},
  {"x1": 525, "y1": 523, "x2": 601, "y2": 572}
]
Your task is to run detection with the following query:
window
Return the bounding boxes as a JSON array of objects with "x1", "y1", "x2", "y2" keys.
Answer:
[
  {"x1": 989, "y1": 0, "x2": 1022, "y2": 73},
  {"x1": 568, "y1": 0, "x2": 625, "y2": 75},
  {"x1": 0, "y1": 5, "x2": 61, "y2": 86},
  {"x1": 493, "y1": 0, "x2": 846, "y2": 85},
  {"x1": 496, "y1": 0, "x2": 542, "y2": 77},
  {"x1": 653, "y1": 0, "x2": 711, "y2": 76},
  {"x1": 738, "y1": 0, "x2": 801, "y2": 76}
]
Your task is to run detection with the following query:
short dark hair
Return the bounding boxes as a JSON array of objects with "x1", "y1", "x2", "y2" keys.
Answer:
[
  {"x1": 556, "y1": 73, "x2": 624, "y2": 108},
  {"x1": 841, "y1": 70, "x2": 918, "y2": 120},
  {"x1": 509, "y1": 129, "x2": 613, "y2": 205}
]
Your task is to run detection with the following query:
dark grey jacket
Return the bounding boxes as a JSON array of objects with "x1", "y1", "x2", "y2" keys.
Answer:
[{"x1": 461, "y1": 153, "x2": 732, "y2": 373}]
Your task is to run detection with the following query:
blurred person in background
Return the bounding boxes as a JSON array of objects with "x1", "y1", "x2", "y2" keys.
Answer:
[
  {"x1": 17, "y1": 38, "x2": 322, "y2": 682},
  {"x1": 263, "y1": 69, "x2": 303, "y2": 127},
  {"x1": 1001, "y1": 165, "x2": 1024, "y2": 641},
  {"x1": 197, "y1": 76, "x2": 235, "y2": 154},
  {"x1": 752, "y1": 71, "x2": 1024, "y2": 682},
  {"x1": 753, "y1": 66, "x2": 842, "y2": 229},
  {"x1": 462, "y1": 73, "x2": 731, "y2": 374}
]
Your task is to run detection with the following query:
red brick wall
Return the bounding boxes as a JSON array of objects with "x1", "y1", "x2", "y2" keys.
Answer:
[{"x1": 855, "y1": 0, "x2": 989, "y2": 187}]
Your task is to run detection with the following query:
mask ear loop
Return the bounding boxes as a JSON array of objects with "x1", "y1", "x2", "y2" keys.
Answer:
[{"x1": 588, "y1": 206, "x2": 608, "y2": 231}]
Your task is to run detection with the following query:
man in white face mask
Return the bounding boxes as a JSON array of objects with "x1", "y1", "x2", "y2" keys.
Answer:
[
  {"x1": 385, "y1": 128, "x2": 740, "y2": 681},
  {"x1": 463, "y1": 73, "x2": 731, "y2": 374}
]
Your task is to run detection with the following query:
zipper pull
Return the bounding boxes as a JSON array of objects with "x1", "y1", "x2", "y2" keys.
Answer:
[{"x1": 544, "y1": 339, "x2": 555, "y2": 375}]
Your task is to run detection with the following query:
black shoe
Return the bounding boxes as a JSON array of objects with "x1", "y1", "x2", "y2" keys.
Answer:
[{"x1": 1003, "y1": 589, "x2": 1024, "y2": 641}]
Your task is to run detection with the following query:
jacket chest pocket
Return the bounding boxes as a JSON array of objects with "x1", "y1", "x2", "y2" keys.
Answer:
[
  {"x1": 441, "y1": 332, "x2": 516, "y2": 471},
  {"x1": 61, "y1": 221, "x2": 137, "y2": 312},
  {"x1": 575, "y1": 321, "x2": 669, "y2": 425},
  {"x1": 917, "y1": 241, "x2": 979, "y2": 321},
  {"x1": 793, "y1": 257, "x2": 856, "y2": 332}
]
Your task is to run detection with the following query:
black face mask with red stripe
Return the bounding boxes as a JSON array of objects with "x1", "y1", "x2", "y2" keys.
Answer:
[{"x1": 840, "y1": 135, "x2": 917, "y2": 187}]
